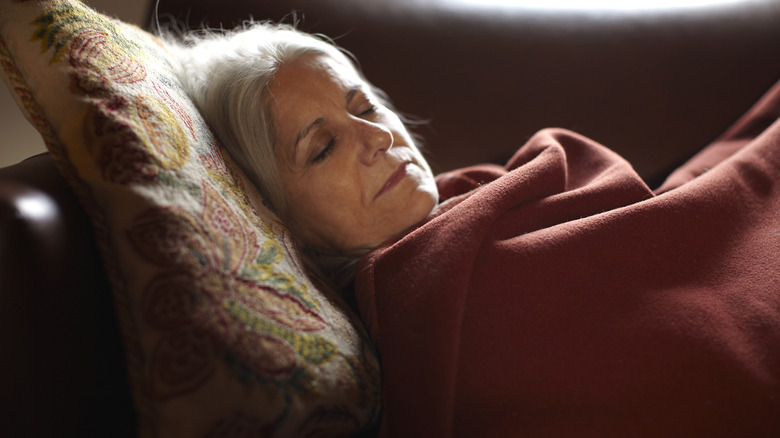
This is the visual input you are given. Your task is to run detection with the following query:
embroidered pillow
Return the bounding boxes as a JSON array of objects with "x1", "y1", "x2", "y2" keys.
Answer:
[{"x1": 0, "y1": 0, "x2": 380, "y2": 436}]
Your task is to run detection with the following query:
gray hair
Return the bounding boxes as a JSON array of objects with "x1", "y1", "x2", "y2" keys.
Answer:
[
  {"x1": 163, "y1": 22, "x2": 390, "y2": 288},
  {"x1": 165, "y1": 22, "x2": 362, "y2": 220}
]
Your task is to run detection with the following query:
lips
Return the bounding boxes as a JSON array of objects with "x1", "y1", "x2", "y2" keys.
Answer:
[{"x1": 374, "y1": 162, "x2": 409, "y2": 201}]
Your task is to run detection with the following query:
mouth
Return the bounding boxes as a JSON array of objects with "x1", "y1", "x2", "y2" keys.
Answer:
[{"x1": 374, "y1": 162, "x2": 409, "y2": 201}]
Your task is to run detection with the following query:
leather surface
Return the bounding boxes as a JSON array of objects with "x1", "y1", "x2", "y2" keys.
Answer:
[
  {"x1": 0, "y1": 154, "x2": 135, "y2": 437},
  {"x1": 154, "y1": 0, "x2": 780, "y2": 184}
]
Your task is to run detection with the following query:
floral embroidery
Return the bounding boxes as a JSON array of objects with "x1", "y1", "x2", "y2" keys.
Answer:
[
  {"x1": 68, "y1": 28, "x2": 146, "y2": 84},
  {"x1": 199, "y1": 142, "x2": 281, "y2": 237},
  {"x1": 84, "y1": 96, "x2": 159, "y2": 183},
  {"x1": 128, "y1": 182, "x2": 337, "y2": 400},
  {"x1": 134, "y1": 93, "x2": 190, "y2": 170},
  {"x1": 5, "y1": 0, "x2": 380, "y2": 434},
  {"x1": 31, "y1": 1, "x2": 190, "y2": 181},
  {"x1": 153, "y1": 81, "x2": 195, "y2": 139},
  {"x1": 84, "y1": 92, "x2": 190, "y2": 182},
  {"x1": 31, "y1": 1, "x2": 144, "y2": 65}
]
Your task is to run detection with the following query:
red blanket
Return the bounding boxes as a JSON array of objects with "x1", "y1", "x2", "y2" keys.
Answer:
[{"x1": 355, "y1": 81, "x2": 780, "y2": 437}]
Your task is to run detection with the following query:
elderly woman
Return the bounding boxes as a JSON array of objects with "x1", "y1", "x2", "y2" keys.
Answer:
[
  {"x1": 168, "y1": 23, "x2": 780, "y2": 437},
  {"x1": 170, "y1": 23, "x2": 439, "y2": 285}
]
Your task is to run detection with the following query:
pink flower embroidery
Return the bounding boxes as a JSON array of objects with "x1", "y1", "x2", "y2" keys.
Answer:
[{"x1": 128, "y1": 182, "x2": 334, "y2": 399}]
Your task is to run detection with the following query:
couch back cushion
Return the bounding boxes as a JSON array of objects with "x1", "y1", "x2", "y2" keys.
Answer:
[{"x1": 156, "y1": 0, "x2": 780, "y2": 184}]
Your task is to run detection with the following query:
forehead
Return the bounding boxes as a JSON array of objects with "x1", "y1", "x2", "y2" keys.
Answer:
[
  {"x1": 268, "y1": 54, "x2": 364, "y2": 123},
  {"x1": 271, "y1": 53, "x2": 363, "y2": 103},
  {"x1": 269, "y1": 54, "x2": 365, "y2": 154}
]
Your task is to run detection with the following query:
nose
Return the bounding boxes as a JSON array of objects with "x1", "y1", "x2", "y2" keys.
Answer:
[{"x1": 358, "y1": 120, "x2": 393, "y2": 165}]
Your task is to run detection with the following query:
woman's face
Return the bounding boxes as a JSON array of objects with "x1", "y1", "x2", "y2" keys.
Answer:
[{"x1": 269, "y1": 53, "x2": 438, "y2": 251}]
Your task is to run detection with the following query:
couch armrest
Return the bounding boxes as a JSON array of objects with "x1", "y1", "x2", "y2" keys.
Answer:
[{"x1": 0, "y1": 153, "x2": 136, "y2": 437}]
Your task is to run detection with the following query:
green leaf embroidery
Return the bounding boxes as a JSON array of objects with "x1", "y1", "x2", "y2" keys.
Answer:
[
  {"x1": 30, "y1": 2, "x2": 141, "y2": 63},
  {"x1": 225, "y1": 299, "x2": 337, "y2": 365}
]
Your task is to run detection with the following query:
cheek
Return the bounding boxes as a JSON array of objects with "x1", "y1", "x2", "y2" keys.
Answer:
[
  {"x1": 378, "y1": 111, "x2": 412, "y2": 140},
  {"x1": 409, "y1": 169, "x2": 439, "y2": 214},
  {"x1": 283, "y1": 172, "x2": 365, "y2": 240}
]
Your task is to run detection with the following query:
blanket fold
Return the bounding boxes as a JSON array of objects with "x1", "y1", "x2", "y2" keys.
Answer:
[{"x1": 356, "y1": 80, "x2": 780, "y2": 437}]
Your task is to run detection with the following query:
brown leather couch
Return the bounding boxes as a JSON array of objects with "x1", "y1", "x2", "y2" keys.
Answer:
[{"x1": 2, "y1": 0, "x2": 779, "y2": 435}]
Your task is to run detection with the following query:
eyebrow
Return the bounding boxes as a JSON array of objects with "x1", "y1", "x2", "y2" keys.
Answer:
[
  {"x1": 346, "y1": 87, "x2": 358, "y2": 104},
  {"x1": 292, "y1": 87, "x2": 362, "y2": 150},
  {"x1": 294, "y1": 117, "x2": 324, "y2": 150}
]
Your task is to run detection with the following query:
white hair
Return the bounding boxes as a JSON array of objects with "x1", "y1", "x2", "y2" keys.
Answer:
[
  {"x1": 164, "y1": 22, "x2": 361, "y2": 219},
  {"x1": 162, "y1": 22, "x2": 395, "y2": 289}
]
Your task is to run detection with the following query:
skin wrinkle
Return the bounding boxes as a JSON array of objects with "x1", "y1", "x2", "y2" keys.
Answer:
[{"x1": 270, "y1": 53, "x2": 439, "y2": 251}]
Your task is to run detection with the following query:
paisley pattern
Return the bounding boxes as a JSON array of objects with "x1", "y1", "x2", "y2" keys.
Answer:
[
  {"x1": 69, "y1": 28, "x2": 147, "y2": 84},
  {"x1": 127, "y1": 182, "x2": 341, "y2": 398},
  {"x1": 0, "y1": 0, "x2": 380, "y2": 436}
]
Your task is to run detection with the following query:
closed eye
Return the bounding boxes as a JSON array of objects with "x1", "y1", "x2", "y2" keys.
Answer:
[
  {"x1": 360, "y1": 105, "x2": 377, "y2": 117},
  {"x1": 312, "y1": 137, "x2": 336, "y2": 163},
  {"x1": 348, "y1": 87, "x2": 378, "y2": 118}
]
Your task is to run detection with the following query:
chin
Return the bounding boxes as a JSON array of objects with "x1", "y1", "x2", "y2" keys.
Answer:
[{"x1": 405, "y1": 190, "x2": 439, "y2": 227}]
